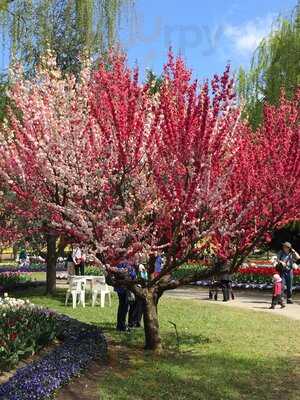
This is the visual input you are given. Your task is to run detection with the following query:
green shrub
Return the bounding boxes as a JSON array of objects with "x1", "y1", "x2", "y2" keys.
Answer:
[
  {"x1": 84, "y1": 265, "x2": 104, "y2": 276},
  {"x1": 172, "y1": 264, "x2": 205, "y2": 280}
]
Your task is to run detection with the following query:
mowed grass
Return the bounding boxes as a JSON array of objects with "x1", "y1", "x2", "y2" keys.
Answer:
[
  {"x1": 30, "y1": 271, "x2": 46, "y2": 281},
  {"x1": 14, "y1": 288, "x2": 300, "y2": 400}
]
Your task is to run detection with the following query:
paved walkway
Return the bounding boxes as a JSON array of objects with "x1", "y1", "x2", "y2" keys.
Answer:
[
  {"x1": 57, "y1": 279, "x2": 300, "y2": 321},
  {"x1": 165, "y1": 287, "x2": 300, "y2": 320}
]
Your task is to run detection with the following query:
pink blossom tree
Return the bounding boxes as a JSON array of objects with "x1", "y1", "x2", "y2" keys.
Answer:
[
  {"x1": 0, "y1": 187, "x2": 20, "y2": 248},
  {"x1": 0, "y1": 55, "x2": 92, "y2": 293}
]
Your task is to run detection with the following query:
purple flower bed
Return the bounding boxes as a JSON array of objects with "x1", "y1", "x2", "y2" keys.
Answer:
[
  {"x1": 0, "y1": 263, "x2": 67, "y2": 274},
  {"x1": 0, "y1": 315, "x2": 107, "y2": 400},
  {"x1": 0, "y1": 266, "x2": 18, "y2": 274},
  {"x1": 20, "y1": 263, "x2": 67, "y2": 272}
]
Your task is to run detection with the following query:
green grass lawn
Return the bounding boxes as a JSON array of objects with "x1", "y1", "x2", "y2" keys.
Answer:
[
  {"x1": 0, "y1": 262, "x2": 14, "y2": 266},
  {"x1": 30, "y1": 271, "x2": 46, "y2": 281},
  {"x1": 14, "y1": 288, "x2": 300, "y2": 400}
]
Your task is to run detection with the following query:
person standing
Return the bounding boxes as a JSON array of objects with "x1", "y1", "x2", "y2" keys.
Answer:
[
  {"x1": 270, "y1": 274, "x2": 285, "y2": 309},
  {"x1": 154, "y1": 253, "x2": 163, "y2": 278},
  {"x1": 66, "y1": 250, "x2": 75, "y2": 276},
  {"x1": 19, "y1": 241, "x2": 30, "y2": 268},
  {"x1": 113, "y1": 259, "x2": 136, "y2": 332},
  {"x1": 277, "y1": 242, "x2": 300, "y2": 304},
  {"x1": 72, "y1": 245, "x2": 85, "y2": 276},
  {"x1": 220, "y1": 271, "x2": 233, "y2": 302},
  {"x1": 138, "y1": 263, "x2": 148, "y2": 281}
]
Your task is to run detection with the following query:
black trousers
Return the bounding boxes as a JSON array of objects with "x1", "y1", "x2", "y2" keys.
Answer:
[
  {"x1": 75, "y1": 262, "x2": 85, "y2": 276},
  {"x1": 271, "y1": 294, "x2": 284, "y2": 307},
  {"x1": 128, "y1": 297, "x2": 144, "y2": 327},
  {"x1": 117, "y1": 291, "x2": 129, "y2": 331},
  {"x1": 221, "y1": 280, "x2": 230, "y2": 301}
]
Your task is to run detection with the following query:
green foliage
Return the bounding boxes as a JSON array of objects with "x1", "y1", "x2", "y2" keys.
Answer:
[
  {"x1": 84, "y1": 265, "x2": 104, "y2": 276},
  {"x1": 238, "y1": 4, "x2": 300, "y2": 130},
  {"x1": 146, "y1": 69, "x2": 163, "y2": 95},
  {"x1": 172, "y1": 263, "x2": 205, "y2": 280},
  {"x1": 233, "y1": 272, "x2": 300, "y2": 285},
  {"x1": 0, "y1": 76, "x2": 9, "y2": 122},
  {"x1": 0, "y1": 296, "x2": 57, "y2": 370}
]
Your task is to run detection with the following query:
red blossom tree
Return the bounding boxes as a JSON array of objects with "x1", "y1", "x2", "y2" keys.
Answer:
[{"x1": 0, "y1": 52, "x2": 299, "y2": 350}]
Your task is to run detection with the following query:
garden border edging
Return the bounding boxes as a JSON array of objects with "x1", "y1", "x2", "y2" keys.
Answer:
[{"x1": 0, "y1": 314, "x2": 108, "y2": 400}]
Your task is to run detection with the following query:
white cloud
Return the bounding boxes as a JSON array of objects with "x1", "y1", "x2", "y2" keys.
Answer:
[{"x1": 224, "y1": 14, "x2": 276, "y2": 56}]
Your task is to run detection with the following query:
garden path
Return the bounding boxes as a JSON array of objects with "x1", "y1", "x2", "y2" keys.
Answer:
[
  {"x1": 56, "y1": 280, "x2": 300, "y2": 320},
  {"x1": 57, "y1": 281, "x2": 300, "y2": 320},
  {"x1": 166, "y1": 287, "x2": 300, "y2": 320}
]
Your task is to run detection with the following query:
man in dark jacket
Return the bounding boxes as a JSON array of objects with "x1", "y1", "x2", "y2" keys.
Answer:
[
  {"x1": 113, "y1": 260, "x2": 136, "y2": 332},
  {"x1": 277, "y1": 242, "x2": 300, "y2": 304}
]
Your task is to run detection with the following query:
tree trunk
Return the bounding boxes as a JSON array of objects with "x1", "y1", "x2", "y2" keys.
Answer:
[
  {"x1": 12, "y1": 243, "x2": 18, "y2": 261},
  {"x1": 143, "y1": 290, "x2": 162, "y2": 352},
  {"x1": 57, "y1": 234, "x2": 67, "y2": 257},
  {"x1": 46, "y1": 234, "x2": 57, "y2": 294}
]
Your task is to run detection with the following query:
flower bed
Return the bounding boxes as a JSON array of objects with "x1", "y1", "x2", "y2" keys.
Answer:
[
  {"x1": 0, "y1": 272, "x2": 32, "y2": 289},
  {"x1": 0, "y1": 263, "x2": 67, "y2": 274},
  {"x1": 20, "y1": 263, "x2": 48, "y2": 272},
  {"x1": 235, "y1": 266, "x2": 300, "y2": 285},
  {"x1": 174, "y1": 263, "x2": 300, "y2": 290},
  {"x1": 0, "y1": 263, "x2": 102, "y2": 278},
  {"x1": 0, "y1": 295, "x2": 57, "y2": 370},
  {"x1": 20, "y1": 263, "x2": 66, "y2": 272},
  {"x1": 0, "y1": 298, "x2": 107, "y2": 400}
]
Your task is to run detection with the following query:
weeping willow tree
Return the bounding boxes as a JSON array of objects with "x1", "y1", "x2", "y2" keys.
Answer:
[
  {"x1": 0, "y1": 0, "x2": 133, "y2": 121},
  {"x1": 0, "y1": 0, "x2": 133, "y2": 75},
  {"x1": 238, "y1": 2, "x2": 300, "y2": 130}
]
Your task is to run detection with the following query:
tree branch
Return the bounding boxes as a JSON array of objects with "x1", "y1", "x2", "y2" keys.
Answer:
[{"x1": 157, "y1": 262, "x2": 225, "y2": 293}]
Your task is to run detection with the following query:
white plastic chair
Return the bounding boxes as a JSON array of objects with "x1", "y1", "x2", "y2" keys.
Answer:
[
  {"x1": 91, "y1": 278, "x2": 112, "y2": 307},
  {"x1": 65, "y1": 277, "x2": 86, "y2": 309},
  {"x1": 89, "y1": 275, "x2": 105, "y2": 288}
]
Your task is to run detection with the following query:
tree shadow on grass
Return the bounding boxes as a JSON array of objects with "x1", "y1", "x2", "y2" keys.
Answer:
[
  {"x1": 163, "y1": 331, "x2": 212, "y2": 351},
  {"x1": 100, "y1": 350, "x2": 300, "y2": 400}
]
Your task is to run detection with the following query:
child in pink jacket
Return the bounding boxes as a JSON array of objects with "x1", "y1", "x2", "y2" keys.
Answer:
[{"x1": 270, "y1": 274, "x2": 285, "y2": 309}]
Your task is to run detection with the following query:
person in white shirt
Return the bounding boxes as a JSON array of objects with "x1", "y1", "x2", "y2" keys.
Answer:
[{"x1": 72, "y1": 245, "x2": 86, "y2": 276}]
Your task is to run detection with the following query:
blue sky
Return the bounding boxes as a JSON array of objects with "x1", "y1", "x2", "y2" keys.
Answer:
[{"x1": 119, "y1": 0, "x2": 297, "y2": 80}]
